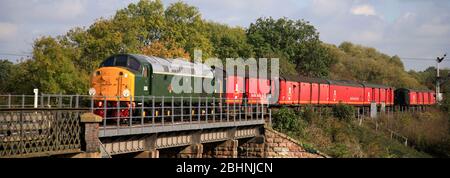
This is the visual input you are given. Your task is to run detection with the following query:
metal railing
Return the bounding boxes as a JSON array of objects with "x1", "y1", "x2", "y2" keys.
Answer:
[
  {"x1": 0, "y1": 94, "x2": 270, "y2": 137},
  {"x1": 0, "y1": 109, "x2": 82, "y2": 158},
  {"x1": 95, "y1": 96, "x2": 269, "y2": 137},
  {"x1": 0, "y1": 94, "x2": 92, "y2": 109}
]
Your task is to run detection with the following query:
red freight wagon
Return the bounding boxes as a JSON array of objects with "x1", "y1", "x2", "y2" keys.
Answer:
[
  {"x1": 279, "y1": 75, "x2": 302, "y2": 105},
  {"x1": 297, "y1": 76, "x2": 329, "y2": 105},
  {"x1": 299, "y1": 81, "x2": 311, "y2": 104},
  {"x1": 279, "y1": 77, "x2": 297, "y2": 105},
  {"x1": 361, "y1": 83, "x2": 392, "y2": 106},
  {"x1": 328, "y1": 80, "x2": 365, "y2": 105},
  {"x1": 246, "y1": 77, "x2": 272, "y2": 104},
  {"x1": 226, "y1": 75, "x2": 245, "y2": 104}
]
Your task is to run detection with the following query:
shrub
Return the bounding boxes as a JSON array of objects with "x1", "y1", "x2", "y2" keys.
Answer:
[
  {"x1": 332, "y1": 104, "x2": 355, "y2": 122},
  {"x1": 272, "y1": 107, "x2": 305, "y2": 134}
]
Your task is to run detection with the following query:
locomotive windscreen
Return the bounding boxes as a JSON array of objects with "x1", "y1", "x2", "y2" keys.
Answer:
[{"x1": 101, "y1": 55, "x2": 141, "y2": 72}]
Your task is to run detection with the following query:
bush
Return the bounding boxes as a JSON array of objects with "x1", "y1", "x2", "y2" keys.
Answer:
[
  {"x1": 272, "y1": 107, "x2": 305, "y2": 134},
  {"x1": 332, "y1": 104, "x2": 355, "y2": 122},
  {"x1": 300, "y1": 106, "x2": 317, "y2": 124}
]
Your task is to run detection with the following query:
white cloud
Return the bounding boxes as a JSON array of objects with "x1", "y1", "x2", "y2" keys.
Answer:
[
  {"x1": 351, "y1": 5, "x2": 376, "y2": 16},
  {"x1": 0, "y1": 22, "x2": 18, "y2": 41}
]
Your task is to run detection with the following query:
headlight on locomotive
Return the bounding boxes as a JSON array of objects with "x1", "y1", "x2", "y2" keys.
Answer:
[
  {"x1": 89, "y1": 88, "x2": 96, "y2": 96},
  {"x1": 123, "y1": 89, "x2": 131, "y2": 97}
]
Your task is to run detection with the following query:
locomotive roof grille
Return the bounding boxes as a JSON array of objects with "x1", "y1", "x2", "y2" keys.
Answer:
[{"x1": 105, "y1": 54, "x2": 214, "y2": 79}]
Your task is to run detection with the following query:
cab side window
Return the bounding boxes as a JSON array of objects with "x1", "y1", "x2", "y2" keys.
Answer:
[{"x1": 143, "y1": 66, "x2": 148, "y2": 77}]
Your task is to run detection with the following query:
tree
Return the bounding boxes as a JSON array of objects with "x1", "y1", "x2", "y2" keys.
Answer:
[
  {"x1": 141, "y1": 39, "x2": 190, "y2": 59},
  {"x1": 0, "y1": 60, "x2": 15, "y2": 93},
  {"x1": 205, "y1": 22, "x2": 253, "y2": 60},
  {"x1": 28, "y1": 37, "x2": 89, "y2": 94},
  {"x1": 247, "y1": 17, "x2": 334, "y2": 77},
  {"x1": 164, "y1": 1, "x2": 213, "y2": 60}
]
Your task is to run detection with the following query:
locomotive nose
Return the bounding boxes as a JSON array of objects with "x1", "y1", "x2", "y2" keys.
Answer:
[{"x1": 90, "y1": 67, "x2": 135, "y2": 100}]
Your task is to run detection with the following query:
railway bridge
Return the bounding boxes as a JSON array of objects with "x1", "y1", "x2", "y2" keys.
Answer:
[{"x1": 0, "y1": 94, "x2": 324, "y2": 158}]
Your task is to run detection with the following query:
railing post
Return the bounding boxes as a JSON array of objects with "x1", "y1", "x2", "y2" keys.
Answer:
[
  {"x1": 8, "y1": 94, "x2": 11, "y2": 109},
  {"x1": 212, "y1": 97, "x2": 215, "y2": 122},
  {"x1": 227, "y1": 101, "x2": 230, "y2": 122},
  {"x1": 59, "y1": 93, "x2": 63, "y2": 108},
  {"x1": 21, "y1": 94, "x2": 25, "y2": 108},
  {"x1": 172, "y1": 96, "x2": 174, "y2": 125},
  {"x1": 40, "y1": 94, "x2": 44, "y2": 108},
  {"x1": 141, "y1": 96, "x2": 144, "y2": 127},
  {"x1": 181, "y1": 96, "x2": 184, "y2": 123},
  {"x1": 69, "y1": 96, "x2": 73, "y2": 108},
  {"x1": 233, "y1": 101, "x2": 236, "y2": 123},
  {"x1": 245, "y1": 98, "x2": 248, "y2": 121},
  {"x1": 91, "y1": 96, "x2": 95, "y2": 113},
  {"x1": 75, "y1": 94, "x2": 79, "y2": 109},
  {"x1": 129, "y1": 96, "x2": 133, "y2": 128},
  {"x1": 116, "y1": 97, "x2": 120, "y2": 130},
  {"x1": 152, "y1": 96, "x2": 155, "y2": 127},
  {"x1": 103, "y1": 96, "x2": 107, "y2": 135},
  {"x1": 190, "y1": 97, "x2": 192, "y2": 123},
  {"x1": 162, "y1": 96, "x2": 165, "y2": 126},
  {"x1": 198, "y1": 97, "x2": 201, "y2": 123},
  {"x1": 206, "y1": 97, "x2": 208, "y2": 123},
  {"x1": 261, "y1": 103, "x2": 264, "y2": 121},
  {"x1": 219, "y1": 98, "x2": 223, "y2": 123}
]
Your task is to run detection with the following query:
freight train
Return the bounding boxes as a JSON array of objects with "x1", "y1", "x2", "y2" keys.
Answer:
[{"x1": 89, "y1": 54, "x2": 436, "y2": 118}]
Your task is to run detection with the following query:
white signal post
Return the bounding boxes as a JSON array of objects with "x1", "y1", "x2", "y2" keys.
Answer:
[{"x1": 436, "y1": 54, "x2": 446, "y2": 103}]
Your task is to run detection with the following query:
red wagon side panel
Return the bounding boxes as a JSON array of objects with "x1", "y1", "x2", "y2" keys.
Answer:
[
  {"x1": 311, "y1": 83, "x2": 320, "y2": 105},
  {"x1": 279, "y1": 80, "x2": 296, "y2": 105},
  {"x1": 373, "y1": 88, "x2": 380, "y2": 105},
  {"x1": 279, "y1": 80, "x2": 287, "y2": 104},
  {"x1": 417, "y1": 92, "x2": 423, "y2": 105},
  {"x1": 390, "y1": 88, "x2": 395, "y2": 105},
  {"x1": 299, "y1": 82, "x2": 311, "y2": 104},
  {"x1": 319, "y1": 84, "x2": 329, "y2": 105},
  {"x1": 347, "y1": 86, "x2": 364, "y2": 105},
  {"x1": 292, "y1": 82, "x2": 300, "y2": 105},
  {"x1": 423, "y1": 92, "x2": 429, "y2": 105},
  {"x1": 363, "y1": 87, "x2": 372, "y2": 105},
  {"x1": 380, "y1": 89, "x2": 386, "y2": 104},
  {"x1": 409, "y1": 91, "x2": 417, "y2": 105}
]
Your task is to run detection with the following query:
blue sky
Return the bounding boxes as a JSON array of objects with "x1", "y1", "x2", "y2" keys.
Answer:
[{"x1": 0, "y1": 0, "x2": 449, "y2": 71}]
